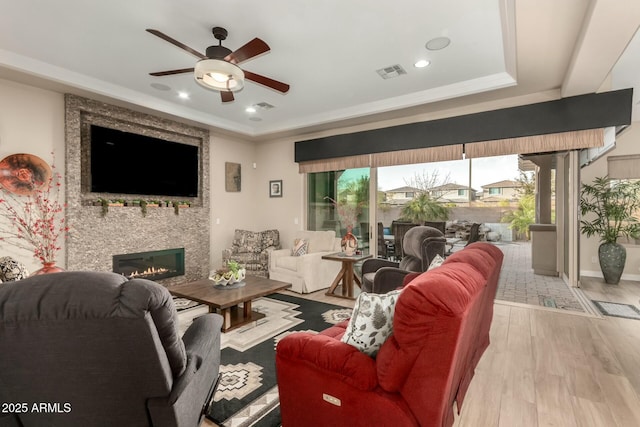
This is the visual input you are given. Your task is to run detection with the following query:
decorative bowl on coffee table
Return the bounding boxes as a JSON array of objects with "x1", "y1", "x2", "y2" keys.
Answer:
[{"x1": 210, "y1": 267, "x2": 246, "y2": 288}]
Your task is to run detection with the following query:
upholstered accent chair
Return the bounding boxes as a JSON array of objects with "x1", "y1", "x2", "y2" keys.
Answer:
[
  {"x1": 362, "y1": 226, "x2": 446, "y2": 294},
  {"x1": 0, "y1": 271, "x2": 222, "y2": 427},
  {"x1": 269, "y1": 230, "x2": 342, "y2": 293},
  {"x1": 222, "y1": 229, "x2": 281, "y2": 278}
]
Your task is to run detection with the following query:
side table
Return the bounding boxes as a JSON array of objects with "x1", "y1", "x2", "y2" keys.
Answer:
[{"x1": 322, "y1": 252, "x2": 372, "y2": 299}]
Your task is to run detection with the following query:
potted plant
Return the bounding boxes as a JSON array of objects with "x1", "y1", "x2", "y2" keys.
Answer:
[
  {"x1": 580, "y1": 176, "x2": 640, "y2": 284},
  {"x1": 139, "y1": 199, "x2": 148, "y2": 217},
  {"x1": 98, "y1": 198, "x2": 110, "y2": 217}
]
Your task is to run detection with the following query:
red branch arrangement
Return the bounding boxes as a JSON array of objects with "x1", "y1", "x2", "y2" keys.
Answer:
[
  {"x1": 324, "y1": 196, "x2": 361, "y2": 231},
  {"x1": 0, "y1": 164, "x2": 68, "y2": 263}
]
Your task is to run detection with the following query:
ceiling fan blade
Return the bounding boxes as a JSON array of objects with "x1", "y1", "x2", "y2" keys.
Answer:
[
  {"x1": 221, "y1": 91, "x2": 234, "y2": 103},
  {"x1": 146, "y1": 29, "x2": 206, "y2": 60},
  {"x1": 149, "y1": 68, "x2": 195, "y2": 77},
  {"x1": 225, "y1": 38, "x2": 270, "y2": 64},
  {"x1": 244, "y1": 70, "x2": 290, "y2": 93}
]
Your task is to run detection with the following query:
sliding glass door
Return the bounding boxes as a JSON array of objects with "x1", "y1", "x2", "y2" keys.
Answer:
[{"x1": 307, "y1": 168, "x2": 371, "y2": 254}]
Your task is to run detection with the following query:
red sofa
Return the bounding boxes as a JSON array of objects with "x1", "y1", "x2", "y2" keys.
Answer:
[{"x1": 275, "y1": 242, "x2": 504, "y2": 427}]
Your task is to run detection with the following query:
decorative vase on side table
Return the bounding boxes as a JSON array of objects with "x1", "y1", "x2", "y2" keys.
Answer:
[
  {"x1": 30, "y1": 261, "x2": 64, "y2": 276},
  {"x1": 341, "y1": 227, "x2": 358, "y2": 256}
]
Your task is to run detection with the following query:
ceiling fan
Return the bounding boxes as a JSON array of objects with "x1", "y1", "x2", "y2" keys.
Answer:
[{"x1": 146, "y1": 26, "x2": 290, "y2": 103}]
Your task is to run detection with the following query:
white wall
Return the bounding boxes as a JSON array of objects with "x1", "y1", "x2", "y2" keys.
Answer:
[
  {"x1": 209, "y1": 134, "x2": 258, "y2": 269},
  {"x1": 208, "y1": 134, "x2": 304, "y2": 265},
  {"x1": 254, "y1": 137, "x2": 304, "y2": 251},
  {"x1": 0, "y1": 79, "x2": 65, "y2": 273},
  {"x1": 580, "y1": 122, "x2": 640, "y2": 281}
]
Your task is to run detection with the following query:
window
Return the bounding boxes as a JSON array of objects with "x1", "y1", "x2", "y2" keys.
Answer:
[
  {"x1": 489, "y1": 188, "x2": 501, "y2": 195},
  {"x1": 457, "y1": 189, "x2": 466, "y2": 196},
  {"x1": 307, "y1": 168, "x2": 370, "y2": 253},
  {"x1": 405, "y1": 192, "x2": 414, "y2": 198}
]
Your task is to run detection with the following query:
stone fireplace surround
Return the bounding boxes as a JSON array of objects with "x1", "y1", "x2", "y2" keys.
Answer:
[{"x1": 64, "y1": 95, "x2": 210, "y2": 285}]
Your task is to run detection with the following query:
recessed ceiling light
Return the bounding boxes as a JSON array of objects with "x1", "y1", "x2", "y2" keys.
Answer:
[
  {"x1": 245, "y1": 106, "x2": 257, "y2": 113},
  {"x1": 426, "y1": 37, "x2": 451, "y2": 51},
  {"x1": 414, "y1": 59, "x2": 430, "y2": 68},
  {"x1": 178, "y1": 91, "x2": 190, "y2": 99}
]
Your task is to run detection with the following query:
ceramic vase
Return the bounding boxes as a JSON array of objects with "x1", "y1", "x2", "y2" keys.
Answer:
[
  {"x1": 598, "y1": 242, "x2": 626, "y2": 284},
  {"x1": 341, "y1": 228, "x2": 358, "y2": 256},
  {"x1": 30, "y1": 261, "x2": 65, "y2": 276}
]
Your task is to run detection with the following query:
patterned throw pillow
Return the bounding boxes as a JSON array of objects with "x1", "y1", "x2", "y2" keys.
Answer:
[
  {"x1": 291, "y1": 238, "x2": 308, "y2": 257},
  {"x1": 0, "y1": 256, "x2": 29, "y2": 282},
  {"x1": 261, "y1": 229, "x2": 280, "y2": 250},
  {"x1": 428, "y1": 254, "x2": 445, "y2": 270},
  {"x1": 341, "y1": 290, "x2": 402, "y2": 357}
]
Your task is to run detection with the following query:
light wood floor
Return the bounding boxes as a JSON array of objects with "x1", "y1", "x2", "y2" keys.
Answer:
[{"x1": 202, "y1": 279, "x2": 640, "y2": 427}]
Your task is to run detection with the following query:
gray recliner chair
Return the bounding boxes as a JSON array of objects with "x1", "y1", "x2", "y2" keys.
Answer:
[
  {"x1": 361, "y1": 226, "x2": 446, "y2": 294},
  {"x1": 0, "y1": 271, "x2": 222, "y2": 427}
]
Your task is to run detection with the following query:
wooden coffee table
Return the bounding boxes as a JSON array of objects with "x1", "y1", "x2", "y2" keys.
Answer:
[{"x1": 169, "y1": 275, "x2": 291, "y2": 332}]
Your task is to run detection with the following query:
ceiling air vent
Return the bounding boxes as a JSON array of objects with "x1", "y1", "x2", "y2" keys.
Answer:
[
  {"x1": 376, "y1": 64, "x2": 407, "y2": 79},
  {"x1": 254, "y1": 102, "x2": 275, "y2": 110}
]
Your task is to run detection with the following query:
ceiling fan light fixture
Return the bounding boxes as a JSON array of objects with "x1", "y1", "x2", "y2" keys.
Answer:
[{"x1": 194, "y1": 59, "x2": 245, "y2": 92}]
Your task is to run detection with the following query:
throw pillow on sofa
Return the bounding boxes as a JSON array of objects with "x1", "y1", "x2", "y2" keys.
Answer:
[
  {"x1": 0, "y1": 256, "x2": 29, "y2": 282},
  {"x1": 341, "y1": 289, "x2": 402, "y2": 357},
  {"x1": 261, "y1": 229, "x2": 280, "y2": 249},
  {"x1": 291, "y1": 238, "x2": 309, "y2": 257},
  {"x1": 428, "y1": 254, "x2": 445, "y2": 270}
]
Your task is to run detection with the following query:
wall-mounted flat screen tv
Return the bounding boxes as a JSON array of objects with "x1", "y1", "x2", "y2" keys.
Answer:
[{"x1": 90, "y1": 125, "x2": 199, "y2": 198}]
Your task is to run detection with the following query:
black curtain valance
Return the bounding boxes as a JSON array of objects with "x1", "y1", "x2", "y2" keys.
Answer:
[{"x1": 294, "y1": 88, "x2": 633, "y2": 163}]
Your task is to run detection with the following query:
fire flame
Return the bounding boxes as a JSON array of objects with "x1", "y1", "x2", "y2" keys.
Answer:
[{"x1": 128, "y1": 266, "x2": 170, "y2": 278}]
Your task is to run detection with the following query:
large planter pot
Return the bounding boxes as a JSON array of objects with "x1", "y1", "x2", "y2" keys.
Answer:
[{"x1": 598, "y1": 242, "x2": 626, "y2": 284}]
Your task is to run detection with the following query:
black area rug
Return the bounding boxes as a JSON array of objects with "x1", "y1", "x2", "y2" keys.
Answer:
[
  {"x1": 206, "y1": 293, "x2": 352, "y2": 427},
  {"x1": 592, "y1": 300, "x2": 640, "y2": 320}
]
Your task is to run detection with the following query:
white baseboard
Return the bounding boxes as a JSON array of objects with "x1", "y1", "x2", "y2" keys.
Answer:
[{"x1": 580, "y1": 269, "x2": 640, "y2": 282}]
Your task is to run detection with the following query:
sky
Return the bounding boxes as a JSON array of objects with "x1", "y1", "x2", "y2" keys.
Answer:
[{"x1": 378, "y1": 154, "x2": 522, "y2": 191}]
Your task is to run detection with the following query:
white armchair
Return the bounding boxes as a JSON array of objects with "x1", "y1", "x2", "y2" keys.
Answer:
[{"x1": 269, "y1": 230, "x2": 342, "y2": 293}]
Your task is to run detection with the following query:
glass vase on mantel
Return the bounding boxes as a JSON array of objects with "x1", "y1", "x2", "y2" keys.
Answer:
[
  {"x1": 341, "y1": 226, "x2": 358, "y2": 256},
  {"x1": 30, "y1": 261, "x2": 65, "y2": 276}
]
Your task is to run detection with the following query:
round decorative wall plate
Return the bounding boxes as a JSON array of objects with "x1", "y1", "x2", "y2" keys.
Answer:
[{"x1": 0, "y1": 153, "x2": 52, "y2": 195}]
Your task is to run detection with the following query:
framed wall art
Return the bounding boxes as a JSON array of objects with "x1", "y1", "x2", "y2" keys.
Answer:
[
  {"x1": 269, "y1": 180, "x2": 282, "y2": 198},
  {"x1": 225, "y1": 162, "x2": 241, "y2": 192}
]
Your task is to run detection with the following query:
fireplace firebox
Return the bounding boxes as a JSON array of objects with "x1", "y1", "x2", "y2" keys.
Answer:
[{"x1": 113, "y1": 248, "x2": 185, "y2": 281}]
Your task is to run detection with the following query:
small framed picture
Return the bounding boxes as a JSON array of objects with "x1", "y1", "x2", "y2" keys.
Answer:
[{"x1": 269, "y1": 180, "x2": 283, "y2": 198}]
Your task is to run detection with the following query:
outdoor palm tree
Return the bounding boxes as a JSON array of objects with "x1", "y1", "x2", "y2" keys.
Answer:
[
  {"x1": 501, "y1": 194, "x2": 535, "y2": 240},
  {"x1": 400, "y1": 192, "x2": 449, "y2": 224}
]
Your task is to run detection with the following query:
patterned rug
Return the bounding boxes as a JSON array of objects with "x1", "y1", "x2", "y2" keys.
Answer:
[
  {"x1": 591, "y1": 300, "x2": 640, "y2": 320},
  {"x1": 173, "y1": 297, "x2": 204, "y2": 312},
  {"x1": 198, "y1": 294, "x2": 351, "y2": 427}
]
